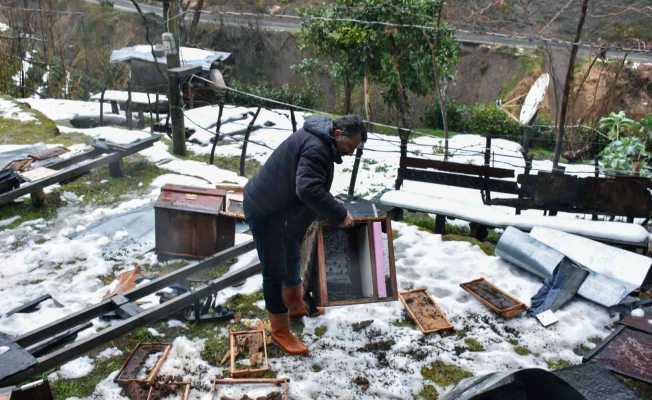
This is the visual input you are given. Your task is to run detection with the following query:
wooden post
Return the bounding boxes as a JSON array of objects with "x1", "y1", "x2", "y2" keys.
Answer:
[
  {"x1": 394, "y1": 127, "x2": 410, "y2": 190},
  {"x1": 167, "y1": 0, "x2": 185, "y2": 156},
  {"x1": 99, "y1": 88, "x2": 105, "y2": 124},
  {"x1": 109, "y1": 159, "x2": 124, "y2": 178},
  {"x1": 239, "y1": 107, "x2": 261, "y2": 176},
  {"x1": 126, "y1": 78, "x2": 133, "y2": 130},
  {"x1": 30, "y1": 189, "x2": 46, "y2": 208},
  {"x1": 290, "y1": 108, "x2": 297, "y2": 133},
  {"x1": 209, "y1": 103, "x2": 225, "y2": 165},
  {"x1": 347, "y1": 145, "x2": 365, "y2": 198}
]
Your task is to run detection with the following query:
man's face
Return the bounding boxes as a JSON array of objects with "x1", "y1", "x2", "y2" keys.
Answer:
[{"x1": 334, "y1": 129, "x2": 363, "y2": 156}]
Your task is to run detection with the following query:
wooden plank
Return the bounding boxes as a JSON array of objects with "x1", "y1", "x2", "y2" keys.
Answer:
[
  {"x1": 399, "y1": 289, "x2": 453, "y2": 334},
  {"x1": 401, "y1": 168, "x2": 520, "y2": 194},
  {"x1": 401, "y1": 157, "x2": 515, "y2": 178},
  {"x1": 460, "y1": 278, "x2": 527, "y2": 319},
  {"x1": 0, "y1": 136, "x2": 159, "y2": 206},
  {"x1": 316, "y1": 229, "x2": 328, "y2": 307},
  {"x1": 114, "y1": 343, "x2": 172, "y2": 385},
  {"x1": 385, "y1": 219, "x2": 399, "y2": 301}
]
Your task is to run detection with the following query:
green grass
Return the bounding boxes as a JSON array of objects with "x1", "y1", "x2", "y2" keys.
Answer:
[
  {"x1": 421, "y1": 361, "x2": 472, "y2": 387},
  {"x1": 442, "y1": 234, "x2": 496, "y2": 256},
  {"x1": 545, "y1": 358, "x2": 572, "y2": 371},
  {"x1": 224, "y1": 290, "x2": 266, "y2": 320},
  {"x1": 513, "y1": 345, "x2": 531, "y2": 356},
  {"x1": 415, "y1": 384, "x2": 439, "y2": 400},
  {"x1": 49, "y1": 355, "x2": 124, "y2": 399},
  {"x1": 464, "y1": 337, "x2": 485, "y2": 352},
  {"x1": 314, "y1": 325, "x2": 328, "y2": 337}
]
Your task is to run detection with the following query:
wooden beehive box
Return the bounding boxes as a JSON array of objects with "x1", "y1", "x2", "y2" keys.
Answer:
[
  {"x1": 303, "y1": 201, "x2": 398, "y2": 308},
  {"x1": 460, "y1": 278, "x2": 527, "y2": 319},
  {"x1": 155, "y1": 184, "x2": 235, "y2": 259}
]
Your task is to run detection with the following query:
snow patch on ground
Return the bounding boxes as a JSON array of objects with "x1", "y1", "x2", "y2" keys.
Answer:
[
  {"x1": 0, "y1": 98, "x2": 37, "y2": 122},
  {"x1": 58, "y1": 356, "x2": 95, "y2": 379},
  {"x1": 97, "y1": 347, "x2": 123, "y2": 360}
]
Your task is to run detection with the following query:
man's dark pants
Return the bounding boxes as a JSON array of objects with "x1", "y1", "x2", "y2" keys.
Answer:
[{"x1": 244, "y1": 203, "x2": 302, "y2": 314}]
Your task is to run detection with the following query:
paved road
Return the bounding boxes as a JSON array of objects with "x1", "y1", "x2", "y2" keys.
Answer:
[{"x1": 90, "y1": 0, "x2": 652, "y2": 64}]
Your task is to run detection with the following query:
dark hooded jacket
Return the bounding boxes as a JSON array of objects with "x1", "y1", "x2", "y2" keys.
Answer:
[{"x1": 243, "y1": 116, "x2": 348, "y2": 238}]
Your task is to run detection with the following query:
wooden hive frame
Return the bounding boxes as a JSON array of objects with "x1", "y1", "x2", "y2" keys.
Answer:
[
  {"x1": 312, "y1": 216, "x2": 398, "y2": 308},
  {"x1": 460, "y1": 278, "x2": 527, "y2": 319},
  {"x1": 146, "y1": 381, "x2": 191, "y2": 400},
  {"x1": 399, "y1": 288, "x2": 454, "y2": 334},
  {"x1": 114, "y1": 343, "x2": 172, "y2": 385},
  {"x1": 212, "y1": 378, "x2": 289, "y2": 400},
  {"x1": 229, "y1": 329, "x2": 270, "y2": 378}
]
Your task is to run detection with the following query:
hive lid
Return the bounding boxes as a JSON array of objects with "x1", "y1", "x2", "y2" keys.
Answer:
[{"x1": 155, "y1": 184, "x2": 224, "y2": 215}]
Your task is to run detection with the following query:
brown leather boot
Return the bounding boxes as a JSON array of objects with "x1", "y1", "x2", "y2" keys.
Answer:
[
  {"x1": 268, "y1": 312, "x2": 309, "y2": 355},
  {"x1": 282, "y1": 284, "x2": 309, "y2": 319}
]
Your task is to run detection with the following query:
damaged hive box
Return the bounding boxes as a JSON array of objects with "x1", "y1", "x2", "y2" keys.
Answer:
[
  {"x1": 229, "y1": 330, "x2": 270, "y2": 378},
  {"x1": 460, "y1": 278, "x2": 527, "y2": 319},
  {"x1": 155, "y1": 184, "x2": 235, "y2": 259},
  {"x1": 212, "y1": 378, "x2": 289, "y2": 400},
  {"x1": 114, "y1": 343, "x2": 172, "y2": 386},
  {"x1": 399, "y1": 289, "x2": 454, "y2": 334},
  {"x1": 303, "y1": 210, "x2": 398, "y2": 308},
  {"x1": 145, "y1": 379, "x2": 191, "y2": 400}
]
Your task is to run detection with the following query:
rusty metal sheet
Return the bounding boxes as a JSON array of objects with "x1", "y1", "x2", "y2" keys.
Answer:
[
  {"x1": 585, "y1": 327, "x2": 652, "y2": 384},
  {"x1": 622, "y1": 307, "x2": 652, "y2": 335},
  {"x1": 155, "y1": 184, "x2": 224, "y2": 215}
]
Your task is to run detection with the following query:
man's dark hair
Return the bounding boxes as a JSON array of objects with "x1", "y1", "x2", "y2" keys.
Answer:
[{"x1": 334, "y1": 115, "x2": 367, "y2": 142}]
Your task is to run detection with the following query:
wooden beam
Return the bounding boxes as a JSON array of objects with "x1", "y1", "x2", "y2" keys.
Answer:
[
  {"x1": 400, "y1": 157, "x2": 515, "y2": 178},
  {"x1": 401, "y1": 168, "x2": 520, "y2": 194}
]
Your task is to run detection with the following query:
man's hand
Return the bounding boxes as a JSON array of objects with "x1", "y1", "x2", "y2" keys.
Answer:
[{"x1": 338, "y1": 211, "x2": 354, "y2": 228}]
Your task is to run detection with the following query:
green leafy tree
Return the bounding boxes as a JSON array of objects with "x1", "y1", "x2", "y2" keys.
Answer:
[
  {"x1": 600, "y1": 136, "x2": 649, "y2": 176},
  {"x1": 599, "y1": 111, "x2": 639, "y2": 140}
]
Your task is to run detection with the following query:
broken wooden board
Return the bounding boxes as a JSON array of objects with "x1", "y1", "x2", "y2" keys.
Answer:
[
  {"x1": 399, "y1": 289, "x2": 454, "y2": 334},
  {"x1": 212, "y1": 378, "x2": 289, "y2": 400},
  {"x1": 3, "y1": 158, "x2": 32, "y2": 172},
  {"x1": 29, "y1": 147, "x2": 69, "y2": 161},
  {"x1": 220, "y1": 191, "x2": 245, "y2": 220},
  {"x1": 7, "y1": 379, "x2": 53, "y2": 400},
  {"x1": 229, "y1": 330, "x2": 270, "y2": 378},
  {"x1": 114, "y1": 343, "x2": 171, "y2": 385},
  {"x1": 18, "y1": 167, "x2": 57, "y2": 182},
  {"x1": 460, "y1": 278, "x2": 527, "y2": 319},
  {"x1": 103, "y1": 267, "x2": 141, "y2": 300}
]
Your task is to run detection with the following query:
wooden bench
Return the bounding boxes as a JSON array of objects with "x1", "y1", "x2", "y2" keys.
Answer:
[{"x1": 378, "y1": 135, "x2": 650, "y2": 249}]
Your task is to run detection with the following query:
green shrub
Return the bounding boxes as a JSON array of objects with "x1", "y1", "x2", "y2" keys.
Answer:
[
  {"x1": 225, "y1": 80, "x2": 318, "y2": 109},
  {"x1": 424, "y1": 101, "x2": 468, "y2": 133},
  {"x1": 466, "y1": 104, "x2": 522, "y2": 138}
]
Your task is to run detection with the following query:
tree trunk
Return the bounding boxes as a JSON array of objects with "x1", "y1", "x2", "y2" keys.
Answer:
[
  {"x1": 363, "y1": 71, "x2": 371, "y2": 121},
  {"x1": 188, "y1": 0, "x2": 204, "y2": 45},
  {"x1": 388, "y1": 34, "x2": 410, "y2": 130},
  {"x1": 553, "y1": 0, "x2": 589, "y2": 170},
  {"x1": 344, "y1": 75, "x2": 353, "y2": 114}
]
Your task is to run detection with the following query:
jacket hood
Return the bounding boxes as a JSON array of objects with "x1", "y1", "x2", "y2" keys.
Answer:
[{"x1": 303, "y1": 116, "x2": 343, "y2": 164}]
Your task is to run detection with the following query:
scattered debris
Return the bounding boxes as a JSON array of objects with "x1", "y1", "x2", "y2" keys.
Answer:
[
  {"x1": 229, "y1": 330, "x2": 270, "y2": 378},
  {"x1": 18, "y1": 167, "x2": 57, "y2": 182},
  {"x1": 115, "y1": 343, "x2": 172, "y2": 386},
  {"x1": 4, "y1": 294, "x2": 62, "y2": 318},
  {"x1": 460, "y1": 278, "x2": 527, "y2": 319},
  {"x1": 5, "y1": 379, "x2": 53, "y2": 400},
  {"x1": 104, "y1": 267, "x2": 141, "y2": 299},
  {"x1": 28, "y1": 146, "x2": 68, "y2": 161},
  {"x1": 212, "y1": 378, "x2": 289, "y2": 400},
  {"x1": 399, "y1": 288, "x2": 454, "y2": 334},
  {"x1": 535, "y1": 310, "x2": 559, "y2": 327}
]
